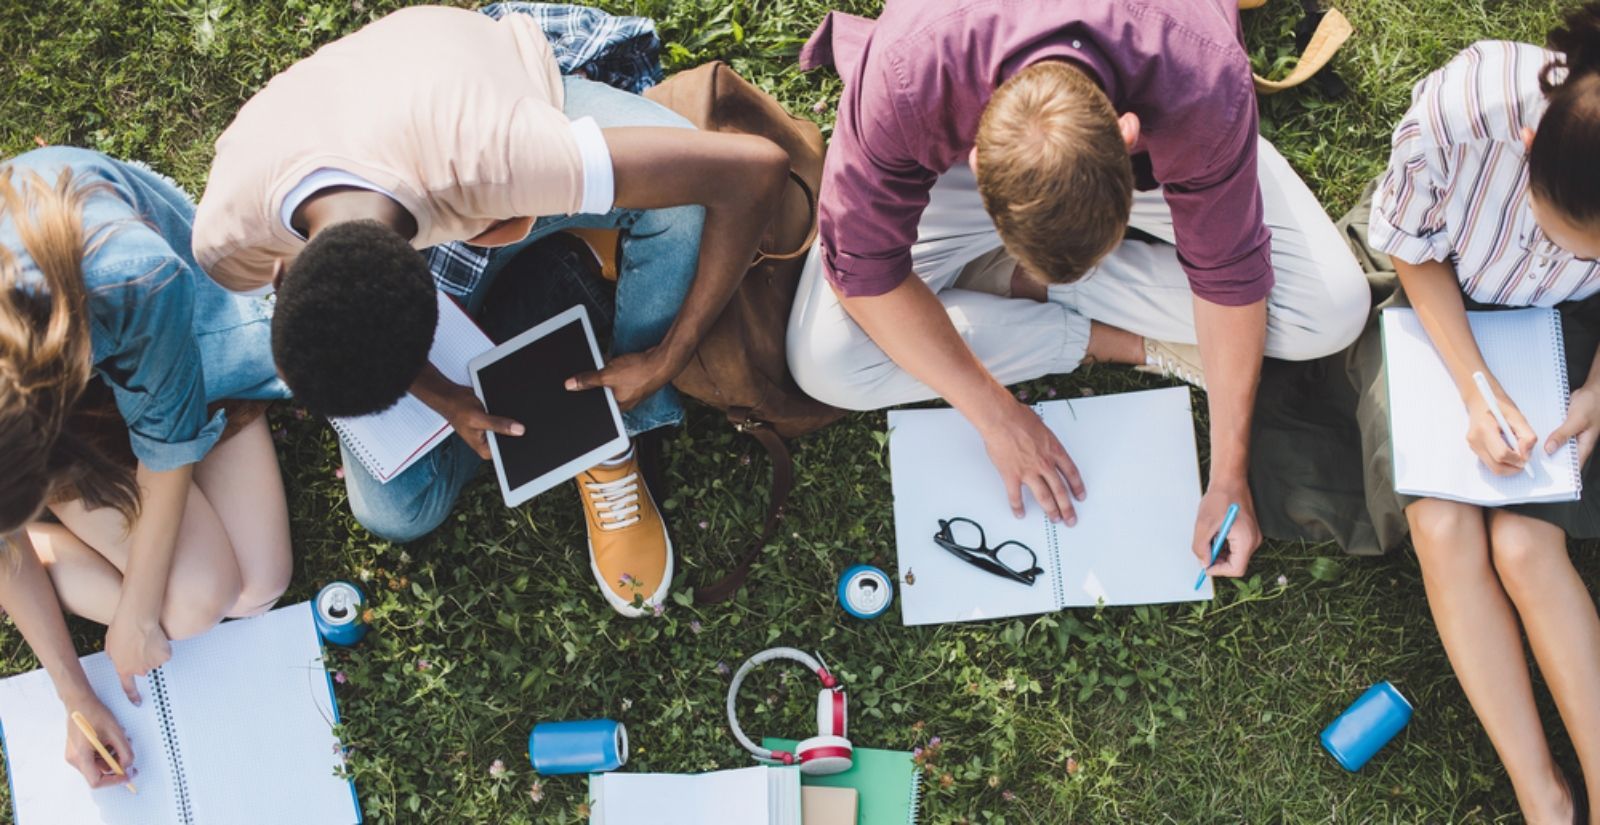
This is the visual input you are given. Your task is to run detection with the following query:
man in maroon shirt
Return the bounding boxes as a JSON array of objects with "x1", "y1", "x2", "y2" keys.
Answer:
[{"x1": 787, "y1": 0, "x2": 1369, "y2": 577}]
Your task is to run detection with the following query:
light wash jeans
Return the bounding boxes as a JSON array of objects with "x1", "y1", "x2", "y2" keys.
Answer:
[{"x1": 344, "y1": 76, "x2": 703, "y2": 542}]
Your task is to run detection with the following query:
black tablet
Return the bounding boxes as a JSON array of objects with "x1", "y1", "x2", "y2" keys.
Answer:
[{"x1": 468, "y1": 305, "x2": 628, "y2": 507}]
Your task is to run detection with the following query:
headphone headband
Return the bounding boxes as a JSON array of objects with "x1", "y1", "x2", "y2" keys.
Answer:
[{"x1": 725, "y1": 647, "x2": 839, "y2": 762}]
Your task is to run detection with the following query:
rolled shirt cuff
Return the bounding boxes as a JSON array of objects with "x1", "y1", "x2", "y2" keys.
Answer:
[
  {"x1": 127, "y1": 409, "x2": 227, "y2": 472},
  {"x1": 1366, "y1": 210, "x2": 1452, "y2": 266},
  {"x1": 821, "y1": 243, "x2": 916, "y2": 298},
  {"x1": 569, "y1": 116, "x2": 615, "y2": 215}
]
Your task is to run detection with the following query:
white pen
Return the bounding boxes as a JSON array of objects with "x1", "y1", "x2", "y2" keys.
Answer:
[{"x1": 1472, "y1": 371, "x2": 1535, "y2": 478}]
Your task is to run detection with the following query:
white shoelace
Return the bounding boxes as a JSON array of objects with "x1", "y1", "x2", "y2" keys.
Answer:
[
  {"x1": 1144, "y1": 348, "x2": 1207, "y2": 390},
  {"x1": 585, "y1": 473, "x2": 642, "y2": 531}
]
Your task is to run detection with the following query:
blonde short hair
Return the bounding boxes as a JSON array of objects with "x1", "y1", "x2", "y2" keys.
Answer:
[{"x1": 975, "y1": 61, "x2": 1134, "y2": 283}]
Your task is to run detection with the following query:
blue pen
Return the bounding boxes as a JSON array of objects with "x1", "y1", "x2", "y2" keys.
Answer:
[{"x1": 1195, "y1": 503, "x2": 1241, "y2": 590}]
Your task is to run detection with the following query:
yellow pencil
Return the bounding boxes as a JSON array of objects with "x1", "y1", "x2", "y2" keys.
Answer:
[{"x1": 69, "y1": 711, "x2": 136, "y2": 794}]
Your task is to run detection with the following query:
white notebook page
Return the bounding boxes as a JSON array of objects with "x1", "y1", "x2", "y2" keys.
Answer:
[
  {"x1": 331, "y1": 290, "x2": 493, "y2": 481},
  {"x1": 161, "y1": 604, "x2": 356, "y2": 824},
  {"x1": 889, "y1": 387, "x2": 1208, "y2": 626},
  {"x1": 888, "y1": 405, "x2": 1060, "y2": 625},
  {"x1": 1037, "y1": 389, "x2": 1207, "y2": 607},
  {"x1": 0, "y1": 653, "x2": 179, "y2": 825},
  {"x1": 1384, "y1": 308, "x2": 1580, "y2": 505},
  {"x1": 589, "y1": 766, "x2": 798, "y2": 825}
]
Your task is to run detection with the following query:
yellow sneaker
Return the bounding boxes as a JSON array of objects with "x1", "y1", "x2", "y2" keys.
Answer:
[{"x1": 577, "y1": 453, "x2": 673, "y2": 617}]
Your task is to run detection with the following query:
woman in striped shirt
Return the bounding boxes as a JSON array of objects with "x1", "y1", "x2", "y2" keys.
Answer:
[{"x1": 1366, "y1": 7, "x2": 1600, "y2": 822}]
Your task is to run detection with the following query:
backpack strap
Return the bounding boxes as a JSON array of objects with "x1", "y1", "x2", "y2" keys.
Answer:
[
  {"x1": 1251, "y1": 6, "x2": 1353, "y2": 94},
  {"x1": 692, "y1": 412, "x2": 795, "y2": 604}
]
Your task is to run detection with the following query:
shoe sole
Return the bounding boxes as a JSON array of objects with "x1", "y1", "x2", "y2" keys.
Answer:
[{"x1": 584, "y1": 486, "x2": 675, "y2": 618}]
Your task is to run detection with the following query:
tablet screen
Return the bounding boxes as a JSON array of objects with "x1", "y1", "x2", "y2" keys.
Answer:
[{"x1": 475, "y1": 318, "x2": 620, "y2": 490}]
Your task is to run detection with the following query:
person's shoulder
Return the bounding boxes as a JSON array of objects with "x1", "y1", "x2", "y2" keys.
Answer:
[{"x1": 1407, "y1": 41, "x2": 1553, "y2": 145}]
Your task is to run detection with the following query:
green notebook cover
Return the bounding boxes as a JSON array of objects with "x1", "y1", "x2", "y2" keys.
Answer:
[{"x1": 762, "y1": 738, "x2": 919, "y2": 825}]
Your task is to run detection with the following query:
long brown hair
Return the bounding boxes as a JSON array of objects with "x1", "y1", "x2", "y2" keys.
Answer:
[{"x1": 0, "y1": 166, "x2": 140, "y2": 536}]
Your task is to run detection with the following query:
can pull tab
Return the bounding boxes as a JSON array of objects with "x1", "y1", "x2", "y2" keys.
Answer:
[{"x1": 327, "y1": 591, "x2": 349, "y2": 620}]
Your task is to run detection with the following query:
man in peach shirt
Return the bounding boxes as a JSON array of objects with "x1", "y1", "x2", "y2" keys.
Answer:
[{"x1": 194, "y1": 6, "x2": 787, "y2": 616}]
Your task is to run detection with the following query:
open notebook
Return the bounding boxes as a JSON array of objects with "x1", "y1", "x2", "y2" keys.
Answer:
[
  {"x1": 331, "y1": 291, "x2": 494, "y2": 482},
  {"x1": 889, "y1": 386, "x2": 1208, "y2": 626},
  {"x1": 1383, "y1": 307, "x2": 1581, "y2": 505},
  {"x1": 588, "y1": 766, "x2": 800, "y2": 825},
  {"x1": 0, "y1": 603, "x2": 359, "y2": 825}
]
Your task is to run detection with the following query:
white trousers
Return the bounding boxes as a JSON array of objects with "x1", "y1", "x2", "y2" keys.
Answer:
[{"x1": 787, "y1": 138, "x2": 1371, "y2": 411}]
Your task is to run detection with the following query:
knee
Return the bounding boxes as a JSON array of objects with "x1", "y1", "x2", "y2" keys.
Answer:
[
  {"x1": 1490, "y1": 516, "x2": 1571, "y2": 596},
  {"x1": 787, "y1": 332, "x2": 882, "y2": 412},
  {"x1": 161, "y1": 565, "x2": 243, "y2": 641},
  {"x1": 350, "y1": 493, "x2": 449, "y2": 544},
  {"x1": 1407, "y1": 500, "x2": 1488, "y2": 574},
  {"x1": 1274, "y1": 257, "x2": 1372, "y2": 362}
]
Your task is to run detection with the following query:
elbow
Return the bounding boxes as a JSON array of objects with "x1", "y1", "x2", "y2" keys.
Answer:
[{"x1": 745, "y1": 137, "x2": 791, "y2": 204}]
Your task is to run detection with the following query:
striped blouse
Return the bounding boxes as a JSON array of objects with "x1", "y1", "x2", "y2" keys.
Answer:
[{"x1": 1370, "y1": 40, "x2": 1600, "y2": 307}]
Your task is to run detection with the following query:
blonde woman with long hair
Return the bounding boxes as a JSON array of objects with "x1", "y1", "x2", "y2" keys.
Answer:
[{"x1": 0, "y1": 148, "x2": 291, "y2": 788}]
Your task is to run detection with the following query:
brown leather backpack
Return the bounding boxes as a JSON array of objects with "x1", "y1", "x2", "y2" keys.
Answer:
[{"x1": 642, "y1": 62, "x2": 845, "y2": 602}]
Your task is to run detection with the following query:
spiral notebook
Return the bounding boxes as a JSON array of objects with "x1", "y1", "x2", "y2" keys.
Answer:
[
  {"x1": 1382, "y1": 307, "x2": 1581, "y2": 505},
  {"x1": 0, "y1": 603, "x2": 359, "y2": 825},
  {"x1": 888, "y1": 386, "x2": 1209, "y2": 627},
  {"x1": 330, "y1": 290, "x2": 494, "y2": 483},
  {"x1": 764, "y1": 740, "x2": 917, "y2": 825}
]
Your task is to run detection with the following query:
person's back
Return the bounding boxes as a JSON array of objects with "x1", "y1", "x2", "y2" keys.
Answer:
[{"x1": 194, "y1": 6, "x2": 579, "y2": 293}]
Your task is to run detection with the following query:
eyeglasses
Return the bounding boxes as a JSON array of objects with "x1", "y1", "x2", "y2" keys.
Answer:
[{"x1": 932, "y1": 517, "x2": 1043, "y2": 586}]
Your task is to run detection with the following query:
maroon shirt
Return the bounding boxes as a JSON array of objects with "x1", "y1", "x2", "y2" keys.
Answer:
[{"x1": 803, "y1": 0, "x2": 1272, "y2": 305}]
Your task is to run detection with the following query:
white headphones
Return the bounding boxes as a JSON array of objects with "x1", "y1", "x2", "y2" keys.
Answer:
[{"x1": 725, "y1": 647, "x2": 852, "y2": 775}]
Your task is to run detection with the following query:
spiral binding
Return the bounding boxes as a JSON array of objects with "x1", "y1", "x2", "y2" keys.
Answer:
[
  {"x1": 907, "y1": 768, "x2": 923, "y2": 824},
  {"x1": 150, "y1": 669, "x2": 195, "y2": 825},
  {"x1": 1550, "y1": 310, "x2": 1583, "y2": 492},
  {"x1": 330, "y1": 421, "x2": 385, "y2": 480},
  {"x1": 1034, "y1": 406, "x2": 1069, "y2": 609}
]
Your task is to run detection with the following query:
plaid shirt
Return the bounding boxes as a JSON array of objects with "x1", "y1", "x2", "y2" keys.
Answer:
[{"x1": 428, "y1": 3, "x2": 663, "y2": 298}]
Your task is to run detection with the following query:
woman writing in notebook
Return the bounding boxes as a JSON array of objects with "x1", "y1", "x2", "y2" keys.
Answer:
[
  {"x1": 1358, "y1": 6, "x2": 1600, "y2": 822},
  {"x1": 0, "y1": 148, "x2": 293, "y2": 788}
]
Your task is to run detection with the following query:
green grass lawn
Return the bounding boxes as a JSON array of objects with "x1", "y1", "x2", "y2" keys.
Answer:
[{"x1": 2, "y1": 1, "x2": 1596, "y2": 822}]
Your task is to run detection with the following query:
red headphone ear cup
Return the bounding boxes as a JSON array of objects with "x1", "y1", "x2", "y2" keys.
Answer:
[
  {"x1": 815, "y1": 689, "x2": 847, "y2": 738},
  {"x1": 795, "y1": 735, "x2": 853, "y2": 776}
]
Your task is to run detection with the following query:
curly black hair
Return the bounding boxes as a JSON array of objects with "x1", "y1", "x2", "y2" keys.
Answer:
[{"x1": 271, "y1": 220, "x2": 437, "y2": 418}]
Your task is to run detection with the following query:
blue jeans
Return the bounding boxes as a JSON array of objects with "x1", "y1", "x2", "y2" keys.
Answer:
[{"x1": 344, "y1": 76, "x2": 704, "y2": 542}]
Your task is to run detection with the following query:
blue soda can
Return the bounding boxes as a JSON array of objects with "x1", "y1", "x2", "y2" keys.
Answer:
[
  {"x1": 314, "y1": 581, "x2": 369, "y2": 647},
  {"x1": 1321, "y1": 681, "x2": 1413, "y2": 771},
  {"x1": 838, "y1": 565, "x2": 893, "y2": 619},
  {"x1": 529, "y1": 719, "x2": 629, "y2": 775}
]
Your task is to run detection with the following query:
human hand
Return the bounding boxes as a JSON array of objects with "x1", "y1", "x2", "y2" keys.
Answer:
[
  {"x1": 1464, "y1": 385, "x2": 1537, "y2": 476},
  {"x1": 105, "y1": 609, "x2": 170, "y2": 705},
  {"x1": 439, "y1": 381, "x2": 524, "y2": 460},
  {"x1": 977, "y1": 399, "x2": 1085, "y2": 524},
  {"x1": 1191, "y1": 478, "x2": 1261, "y2": 579},
  {"x1": 64, "y1": 697, "x2": 136, "y2": 789},
  {"x1": 1546, "y1": 382, "x2": 1600, "y2": 466},
  {"x1": 565, "y1": 349, "x2": 675, "y2": 411}
]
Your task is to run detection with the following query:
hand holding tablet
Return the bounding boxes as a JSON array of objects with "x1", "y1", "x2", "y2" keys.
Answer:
[{"x1": 469, "y1": 306, "x2": 629, "y2": 507}]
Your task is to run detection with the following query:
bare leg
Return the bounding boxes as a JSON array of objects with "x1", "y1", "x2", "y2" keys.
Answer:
[
  {"x1": 51, "y1": 483, "x2": 244, "y2": 640},
  {"x1": 24, "y1": 523, "x2": 124, "y2": 624},
  {"x1": 1082, "y1": 322, "x2": 1145, "y2": 367},
  {"x1": 1408, "y1": 498, "x2": 1571, "y2": 824},
  {"x1": 1490, "y1": 511, "x2": 1600, "y2": 823},
  {"x1": 191, "y1": 416, "x2": 292, "y2": 618}
]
